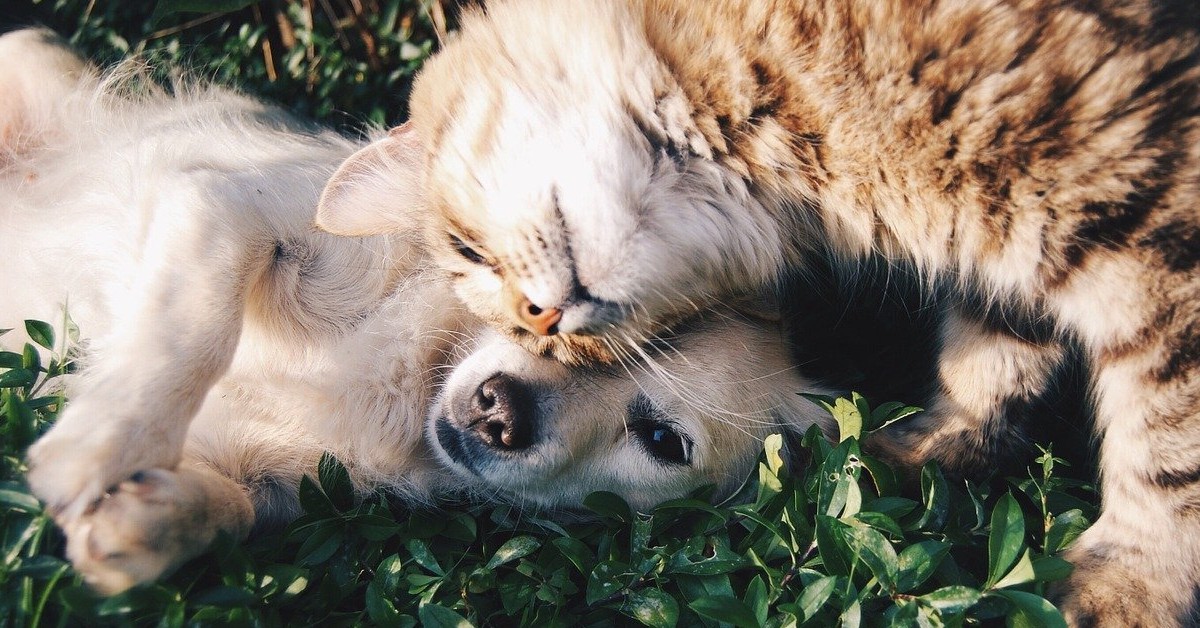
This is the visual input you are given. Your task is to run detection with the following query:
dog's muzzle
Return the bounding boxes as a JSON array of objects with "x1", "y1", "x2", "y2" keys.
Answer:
[{"x1": 434, "y1": 373, "x2": 538, "y2": 474}]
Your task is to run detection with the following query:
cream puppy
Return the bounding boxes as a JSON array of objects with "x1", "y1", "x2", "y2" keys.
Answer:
[{"x1": 1, "y1": 29, "x2": 831, "y2": 594}]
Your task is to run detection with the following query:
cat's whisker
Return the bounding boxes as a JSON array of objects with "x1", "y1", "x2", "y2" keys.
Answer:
[{"x1": 619, "y1": 331, "x2": 768, "y2": 433}]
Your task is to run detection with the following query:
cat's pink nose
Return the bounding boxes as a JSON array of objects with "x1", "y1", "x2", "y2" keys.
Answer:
[{"x1": 517, "y1": 298, "x2": 562, "y2": 336}]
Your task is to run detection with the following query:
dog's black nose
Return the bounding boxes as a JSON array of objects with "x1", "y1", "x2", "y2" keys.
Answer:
[{"x1": 466, "y1": 373, "x2": 534, "y2": 451}]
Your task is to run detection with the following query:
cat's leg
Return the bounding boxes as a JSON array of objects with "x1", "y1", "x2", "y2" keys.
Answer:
[
  {"x1": 25, "y1": 190, "x2": 274, "y2": 522},
  {"x1": 1050, "y1": 264, "x2": 1200, "y2": 626},
  {"x1": 1052, "y1": 362, "x2": 1200, "y2": 626},
  {"x1": 868, "y1": 307, "x2": 1066, "y2": 476}
]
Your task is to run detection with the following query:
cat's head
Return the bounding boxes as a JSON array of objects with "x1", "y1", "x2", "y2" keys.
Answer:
[
  {"x1": 316, "y1": 0, "x2": 785, "y2": 365},
  {"x1": 426, "y1": 309, "x2": 832, "y2": 511}
]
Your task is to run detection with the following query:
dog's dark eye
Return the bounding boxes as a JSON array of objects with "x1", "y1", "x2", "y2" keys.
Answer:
[
  {"x1": 449, "y1": 234, "x2": 488, "y2": 266},
  {"x1": 628, "y1": 393, "x2": 691, "y2": 465},
  {"x1": 632, "y1": 420, "x2": 692, "y2": 466}
]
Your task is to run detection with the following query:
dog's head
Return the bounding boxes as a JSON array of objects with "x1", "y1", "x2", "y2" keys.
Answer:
[{"x1": 428, "y1": 310, "x2": 833, "y2": 512}]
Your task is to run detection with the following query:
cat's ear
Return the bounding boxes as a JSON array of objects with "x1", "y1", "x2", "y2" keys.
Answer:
[
  {"x1": 728, "y1": 290, "x2": 781, "y2": 323},
  {"x1": 316, "y1": 123, "x2": 425, "y2": 236}
]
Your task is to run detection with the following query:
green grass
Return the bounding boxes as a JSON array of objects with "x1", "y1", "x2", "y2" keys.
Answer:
[
  {"x1": 14, "y1": 0, "x2": 447, "y2": 129},
  {"x1": 1, "y1": 320, "x2": 1096, "y2": 626},
  {"x1": 1, "y1": 3, "x2": 1099, "y2": 625}
]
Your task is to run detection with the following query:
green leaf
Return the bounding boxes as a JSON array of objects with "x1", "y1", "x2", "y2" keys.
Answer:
[
  {"x1": 915, "y1": 462, "x2": 949, "y2": 531},
  {"x1": 294, "y1": 522, "x2": 343, "y2": 566},
  {"x1": 851, "y1": 511, "x2": 903, "y2": 538},
  {"x1": 0, "y1": 368, "x2": 35, "y2": 388},
  {"x1": 296, "y1": 475, "x2": 337, "y2": 518},
  {"x1": 584, "y1": 491, "x2": 632, "y2": 523},
  {"x1": 991, "y1": 549, "x2": 1036, "y2": 590},
  {"x1": 3, "y1": 392, "x2": 36, "y2": 448},
  {"x1": 841, "y1": 523, "x2": 898, "y2": 591},
  {"x1": 486, "y1": 535, "x2": 541, "y2": 570},
  {"x1": 986, "y1": 493, "x2": 1026, "y2": 588},
  {"x1": 353, "y1": 514, "x2": 401, "y2": 541},
  {"x1": 22, "y1": 343, "x2": 41, "y2": 374},
  {"x1": 498, "y1": 578, "x2": 536, "y2": 615},
  {"x1": 920, "y1": 585, "x2": 982, "y2": 616},
  {"x1": 866, "y1": 402, "x2": 922, "y2": 434},
  {"x1": 259, "y1": 564, "x2": 309, "y2": 599},
  {"x1": 10, "y1": 554, "x2": 69, "y2": 578},
  {"x1": 654, "y1": 497, "x2": 728, "y2": 520},
  {"x1": 317, "y1": 452, "x2": 354, "y2": 511},
  {"x1": 895, "y1": 540, "x2": 950, "y2": 592},
  {"x1": 0, "y1": 486, "x2": 41, "y2": 512},
  {"x1": 624, "y1": 588, "x2": 679, "y2": 628},
  {"x1": 365, "y1": 579, "x2": 406, "y2": 628},
  {"x1": 991, "y1": 590, "x2": 1067, "y2": 628},
  {"x1": 666, "y1": 537, "x2": 748, "y2": 576},
  {"x1": 757, "y1": 433, "x2": 786, "y2": 499},
  {"x1": 552, "y1": 536, "x2": 595, "y2": 575},
  {"x1": 1044, "y1": 509, "x2": 1090, "y2": 554},
  {"x1": 190, "y1": 585, "x2": 256, "y2": 607},
  {"x1": 586, "y1": 560, "x2": 627, "y2": 605},
  {"x1": 859, "y1": 453, "x2": 900, "y2": 497},
  {"x1": 763, "y1": 433, "x2": 785, "y2": 476},
  {"x1": 688, "y1": 595, "x2": 760, "y2": 628},
  {"x1": 442, "y1": 512, "x2": 478, "y2": 542},
  {"x1": 831, "y1": 397, "x2": 864, "y2": 442},
  {"x1": 868, "y1": 496, "x2": 919, "y2": 520},
  {"x1": 1031, "y1": 555, "x2": 1073, "y2": 583},
  {"x1": 818, "y1": 439, "x2": 863, "y2": 518},
  {"x1": 815, "y1": 515, "x2": 853, "y2": 577},
  {"x1": 745, "y1": 575, "x2": 768, "y2": 626},
  {"x1": 406, "y1": 539, "x2": 445, "y2": 576},
  {"x1": 798, "y1": 392, "x2": 837, "y2": 413},
  {"x1": 417, "y1": 602, "x2": 473, "y2": 628},
  {"x1": 373, "y1": 554, "x2": 405, "y2": 592},
  {"x1": 0, "y1": 351, "x2": 22, "y2": 369},
  {"x1": 840, "y1": 599, "x2": 862, "y2": 628},
  {"x1": 797, "y1": 575, "x2": 837, "y2": 621},
  {"x1": 24, "y1": 320, "x2": 54, "y2": 350}
]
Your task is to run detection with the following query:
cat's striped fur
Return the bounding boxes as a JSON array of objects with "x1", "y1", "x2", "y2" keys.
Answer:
[{"x1": 317, "y1": 0, "x2": 1200, "y2": 624}]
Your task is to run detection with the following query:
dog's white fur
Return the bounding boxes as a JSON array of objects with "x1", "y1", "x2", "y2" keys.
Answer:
[{"x1": 1, "y1": 30, "x2": 832, "y2": 594}]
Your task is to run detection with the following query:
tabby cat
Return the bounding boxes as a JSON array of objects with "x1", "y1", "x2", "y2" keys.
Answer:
[{"x1": 316, "y1": 0, "x2": 1200, "y2": 624}]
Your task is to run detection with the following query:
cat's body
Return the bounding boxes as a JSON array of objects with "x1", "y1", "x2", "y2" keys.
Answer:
[{"x1": 317, "y1": 0, "x2": 1200, "y2": 624}]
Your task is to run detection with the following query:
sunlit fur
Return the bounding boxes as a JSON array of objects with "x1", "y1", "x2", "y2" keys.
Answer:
[
  {"x1": 1, "y1": 30, "x2": 833, "y2": 595},
  {"x1": 323, "y1": 1, "x2": 1200, "y2": 623}
]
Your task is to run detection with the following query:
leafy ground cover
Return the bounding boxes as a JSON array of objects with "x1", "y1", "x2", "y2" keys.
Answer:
[
  {"x1": 2, "y1": 2, "x2": 1099, "y2": 625},
  {"x1": 0, "y1": 320, "x2": 1096, "y2": 626}
]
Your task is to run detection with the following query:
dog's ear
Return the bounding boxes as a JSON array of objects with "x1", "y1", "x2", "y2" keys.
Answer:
[{"x1": 316, "y1": 123, "x2": 425, "y2": 236}]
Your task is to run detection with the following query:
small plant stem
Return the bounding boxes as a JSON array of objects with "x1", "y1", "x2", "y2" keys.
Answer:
[{"x1": 28, "y1": 563, "x2": 70, "y2": 628}]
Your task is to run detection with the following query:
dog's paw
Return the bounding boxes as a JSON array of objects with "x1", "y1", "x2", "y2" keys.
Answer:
[
  {"x1": 60, "y1": 469, "x2": 227, "y2": 595},
  {"x1": 26, "y1": 404, "x2": 184, "y2": 521}
]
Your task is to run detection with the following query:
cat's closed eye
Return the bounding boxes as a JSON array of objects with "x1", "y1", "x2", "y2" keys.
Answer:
[{"x1": 449, "y1": 233, "x2": 490, "y2": 266}]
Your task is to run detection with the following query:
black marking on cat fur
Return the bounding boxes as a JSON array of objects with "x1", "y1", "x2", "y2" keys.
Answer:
[{"x1": 1141, "y1": 220, "x2": 1200, "y2": 272}]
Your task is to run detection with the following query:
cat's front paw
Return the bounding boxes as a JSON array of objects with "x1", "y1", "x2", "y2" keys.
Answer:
[
  {"x1": 60, "y1": 469, "x2": 239, "y2": 595},
  {"x1": 1054, "y1": 548, "x2": 1193, "y2": 627}
]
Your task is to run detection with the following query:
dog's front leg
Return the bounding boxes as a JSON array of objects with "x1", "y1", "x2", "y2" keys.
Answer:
[
  {"x1": 26, "y1": 188, "x2": 268, "y2": 522},
  {"x1": 61, "y1": 462, "x2": 254, "y2": 595}
]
